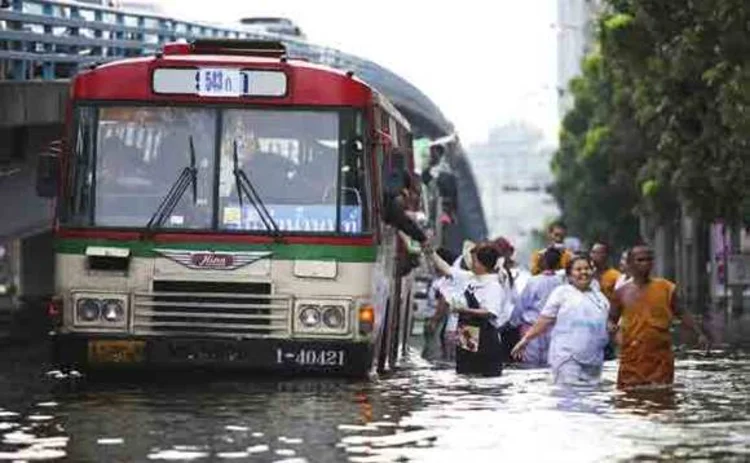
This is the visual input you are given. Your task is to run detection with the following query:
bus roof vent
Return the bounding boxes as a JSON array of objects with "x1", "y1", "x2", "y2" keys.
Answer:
[{"x1": 189, "y1": 39, "x2": 287, "y2": 58}]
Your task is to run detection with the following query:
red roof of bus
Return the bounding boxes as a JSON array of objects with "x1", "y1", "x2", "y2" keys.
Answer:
[{"x1": 72, "y1": 54, "x2": 373, "y2": 107}]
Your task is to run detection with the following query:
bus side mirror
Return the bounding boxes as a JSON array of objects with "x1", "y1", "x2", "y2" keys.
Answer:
[{"x1": 36, "y1": 141, "x2": 61, "y2": 198}]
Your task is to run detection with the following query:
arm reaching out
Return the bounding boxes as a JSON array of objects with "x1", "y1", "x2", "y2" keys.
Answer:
[
  {"x1": 671, "y1": 292, "x2": 709, "y2": 350},
  {"x1": 511, "y1": 316, "x2": 555, "y2": 360}
]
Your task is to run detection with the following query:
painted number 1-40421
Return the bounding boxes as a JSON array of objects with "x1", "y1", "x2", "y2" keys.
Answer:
[{"x1": 276, "y1": 348, "x2": 345, "y2": 367}]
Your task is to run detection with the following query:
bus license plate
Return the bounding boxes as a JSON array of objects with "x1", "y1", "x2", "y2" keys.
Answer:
[
  {"x1": 276, "y1": 348, "x2": 345, "y2": 367},
  {"x1": 88, "y1": 340, "x2": 145, "y2": 364},
  {"x1": 197, "y1": 68, "x2": 242, "y2": 97}
]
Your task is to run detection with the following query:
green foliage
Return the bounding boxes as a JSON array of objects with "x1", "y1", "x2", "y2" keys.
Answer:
[{"x1": 551, "y1": 0, "x2": 750, "y2": 251}]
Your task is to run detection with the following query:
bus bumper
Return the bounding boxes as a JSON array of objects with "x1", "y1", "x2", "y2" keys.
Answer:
[{"x1": 52, "y1": 334, "x2": 373, "y2": 377}]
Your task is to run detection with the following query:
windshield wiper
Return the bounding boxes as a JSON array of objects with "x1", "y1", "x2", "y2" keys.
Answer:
[
  {"x1": 232, "y1": 140, "x2": 283, "y2": 240},
  {"x1": 145, "y1": 136, "x2": 198, "y2": 230}
]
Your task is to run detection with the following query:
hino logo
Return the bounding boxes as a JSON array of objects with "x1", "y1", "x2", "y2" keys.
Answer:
[
  {"x1": 191, "y1": 253, "x2": 234, "y2": 269},
  {"x1": 155, "y1": 249, "x2": 273, "y2": 271}
]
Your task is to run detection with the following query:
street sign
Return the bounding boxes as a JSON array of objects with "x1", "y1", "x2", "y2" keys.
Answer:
[{"x1": 727, "y1": 254, "x2": 750, "y2": 286}]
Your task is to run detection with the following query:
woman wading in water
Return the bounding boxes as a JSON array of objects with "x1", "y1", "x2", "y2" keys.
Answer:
[
  {"x1": 425, "y1": 243, "x2": 511, "y2": 376},
  {"x1": 511, "y1": 255, "x2": 611, "y2": 385}
]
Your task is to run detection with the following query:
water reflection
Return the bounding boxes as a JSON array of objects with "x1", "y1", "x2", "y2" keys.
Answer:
[{"x1": 0, "y1": 333, "x2": 747, "y2": 462}]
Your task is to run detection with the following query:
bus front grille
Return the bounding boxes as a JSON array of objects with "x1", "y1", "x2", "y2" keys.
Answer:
[{"x1": 133, "y1": 281, "x2": 291, "y2": 338}]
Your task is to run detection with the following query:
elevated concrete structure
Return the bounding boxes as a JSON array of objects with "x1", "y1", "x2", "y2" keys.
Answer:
[
  {"x1": 0, "y1": 1, "x2": 487, "y2": 316},
  {"x1": 0, "y1": 81, "x2": 68, "y2": 128}
]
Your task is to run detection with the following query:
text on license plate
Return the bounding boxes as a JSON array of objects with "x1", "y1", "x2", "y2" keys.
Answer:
[
  {"x1": 88, "y1": 340, "x2": 145, "y2": 364},
  {"x1": 276, "y1": 348, "x2": 345, "y2": 367}
]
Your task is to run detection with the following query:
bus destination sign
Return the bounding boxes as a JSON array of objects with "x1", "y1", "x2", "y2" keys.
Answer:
[
  {"x1": 197, "y1": 68, "x2": 242, "y2": 97},
  {"x1": 153, "y1": 68, "x2": 287, "y2": 97}
]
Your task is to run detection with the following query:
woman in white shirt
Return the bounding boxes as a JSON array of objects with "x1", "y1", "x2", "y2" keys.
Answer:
[
  {"x1": 511, "y1": 255, "x2": 610, "y2": 385},
  {"x1": 427, "y1": 244, "x2": 511, "y2": 376}
]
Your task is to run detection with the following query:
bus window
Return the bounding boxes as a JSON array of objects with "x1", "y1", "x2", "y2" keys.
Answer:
[
  {"x1": 218, "y1": 109, "x2": 366, "y2": 234},
  {"x1": 92, "y1": 107, "x2": 216, "y2": 229},
  {"x1": 64, "y1": 106, "x2": 97, "y2": 226},
  {"x1": 338, "y1": 111, "x2": 370, "y2": 235}
]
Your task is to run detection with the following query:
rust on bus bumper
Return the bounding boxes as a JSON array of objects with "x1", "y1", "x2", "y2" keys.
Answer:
[{"x1": 52, "y1": 334, "x2": 373, "y2": 377}]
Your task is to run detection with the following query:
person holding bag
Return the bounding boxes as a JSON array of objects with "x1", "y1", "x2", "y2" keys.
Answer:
[{"x1": 425, "y1": 243, "x2": 511, "y2": 376}]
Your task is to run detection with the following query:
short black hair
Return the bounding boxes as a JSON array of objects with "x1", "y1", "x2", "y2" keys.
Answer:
[
  {"x1": 548, "y1": 220, "x2": 567, "y2": 232},
  {"x1": 542, "y1": 246, "x2": 563, "y2": 270},
  {"x1": 565, "y1": 253, "x2": 593, "y2": 276},
  {"x1": 474, "y1": 245, "x2": 500, "y2": 272},
  {"x1": 627, "y1": 242, "x2": 652, "y2": 262},
  {"x1": 592, "y1": 240, "x2": 609, "y2": 251}
]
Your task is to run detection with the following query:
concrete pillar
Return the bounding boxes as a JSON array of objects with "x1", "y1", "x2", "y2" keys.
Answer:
[{"x1": 11, "y1": 126, "x2": 27, "y2": 162}]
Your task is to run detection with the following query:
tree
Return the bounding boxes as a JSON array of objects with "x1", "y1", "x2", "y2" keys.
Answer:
[
  {"x1": 601, "y1": 0, "x2": 750, "y2": 225},
  {"x1": 551, "y1": 51, "x2": 643, "y2": 251},
  {"x1": 551, "y1": 0, "x2": 750, "y2": 253}
]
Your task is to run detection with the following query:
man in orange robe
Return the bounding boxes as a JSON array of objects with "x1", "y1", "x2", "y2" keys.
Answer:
[
  {"x1": 530, "y1": 221, "x2": 573, "y2": 275},
  {"x1": 610, "y1": 244, "x2": 708, "y2": 389},
  {"x1": 590, "y1": 241, "x2": 621, "y2": 302}
]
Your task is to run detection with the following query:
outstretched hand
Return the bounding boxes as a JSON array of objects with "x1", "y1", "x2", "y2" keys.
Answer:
[{"x1": 510, "y1": 341, "x2": 526, "y2": 361}]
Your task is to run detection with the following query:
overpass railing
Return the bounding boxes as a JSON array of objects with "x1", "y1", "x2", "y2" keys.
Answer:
[{"x1": 0, "y1": 0, "x2": 452, "y2": 135}]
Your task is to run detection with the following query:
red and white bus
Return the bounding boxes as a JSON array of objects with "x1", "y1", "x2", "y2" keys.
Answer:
[{"x1": 37, "y1": 39, "x2": 420, "y2": 377}]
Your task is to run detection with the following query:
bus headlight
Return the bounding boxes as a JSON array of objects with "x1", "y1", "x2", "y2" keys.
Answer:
[
  {"x1": 76, "y1": 298, "x2": 101, "y2": 322},
  {"x1": 72, "y1": 292, "x2": 128, "y2": 328},
  {"x1": 102, "y1": 299, "x2": 125, "y2": 322},
  {"x1": 294, "y1": 301, "x2": 350, "y2": 335},
  {"x1": 299, "y1": 305, "x2": 321, "y2": 328},
  {"x1": 322, "y1": 305, "x2": 345, "y2": 329}
]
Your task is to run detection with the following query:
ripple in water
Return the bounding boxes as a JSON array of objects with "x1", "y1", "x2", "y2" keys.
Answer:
[{"x1": 0, "y1": 341, "x2": 747, "y2": 461}]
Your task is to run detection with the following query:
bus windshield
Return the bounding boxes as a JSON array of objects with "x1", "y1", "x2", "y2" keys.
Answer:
[{"x1": 62, "y1": 105, "x2": 370, "y2": 235}]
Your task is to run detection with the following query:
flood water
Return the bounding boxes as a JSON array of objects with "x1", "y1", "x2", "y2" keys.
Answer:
[{"x1": 0, "y1": 314, "x2": 748, "y2": 462}]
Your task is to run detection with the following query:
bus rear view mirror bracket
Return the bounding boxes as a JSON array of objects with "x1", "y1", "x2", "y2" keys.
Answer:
[{"x1": 36, "y1": 141, "x2": 61, "y2": 198}]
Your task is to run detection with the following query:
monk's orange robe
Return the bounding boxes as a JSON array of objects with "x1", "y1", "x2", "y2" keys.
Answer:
[
  {"x1": 530, "y1": 248, "x2": 573, "y2": 275},
  {"x1": 615, "y1": 278, "x2": 676, "y2": 389},
  {"x1": 598, "y1": 268, "x2": 621, "y2": 302}
]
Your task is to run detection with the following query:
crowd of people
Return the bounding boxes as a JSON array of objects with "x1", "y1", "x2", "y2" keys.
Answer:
[{"x1": 418, "y1": 221, "x2": 709, "y2": 389}]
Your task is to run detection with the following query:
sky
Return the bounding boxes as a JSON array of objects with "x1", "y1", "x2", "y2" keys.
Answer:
[{"x1": 157, "y1": 0, "x2": 560, "y2": 146}]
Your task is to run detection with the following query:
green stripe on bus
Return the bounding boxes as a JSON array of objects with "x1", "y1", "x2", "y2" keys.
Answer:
[{"x1": 54, "y1": 238, "x2": 377, "y2": 262}]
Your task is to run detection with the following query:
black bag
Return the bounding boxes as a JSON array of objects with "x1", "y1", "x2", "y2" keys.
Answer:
[{"x1": 455, "y1": 288, "x2": 503, "y2": 376}]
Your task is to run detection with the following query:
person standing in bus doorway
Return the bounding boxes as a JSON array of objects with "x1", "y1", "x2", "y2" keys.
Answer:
[
  {"x1": 610, "y1": 244, "x2": 709, "y2": 390},
  {"x1": 510, "y1": 247, "x2": 565, "y2": 367},
  {"x1": 382, "y1": 166, "x2": 428, "y2": 246},
  {"x1": 511, "y1": 255, "x2": 610, "y2": 386},
  {"x1": 530, "y1": 221, "x2": 574, "y2": 275},
  {"x1": 426, "y1": 244, "x2": 511, "y2": 376}
]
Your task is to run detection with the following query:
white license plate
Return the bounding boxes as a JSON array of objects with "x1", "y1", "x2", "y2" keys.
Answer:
[
  {"x1": 276, "y1": 348, "x2": 345, "y2": 367},
  {"x1": 197, "y1": 68, "x2": 242, "y2": 97}
]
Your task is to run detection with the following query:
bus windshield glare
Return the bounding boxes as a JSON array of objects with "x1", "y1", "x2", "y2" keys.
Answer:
[{"x1": 62, "y1": 105, "x2": 370, "y2": 235}]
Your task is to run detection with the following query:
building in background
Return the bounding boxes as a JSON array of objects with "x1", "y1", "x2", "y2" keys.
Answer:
[
  {"x1": 556, "y1": 0, "x2": 601, "y2": 119},
  {"x1": 239, "y1": 17, "x2": 307, "y2": 40},
  {"x1": 468, "y1": 122, "x2": 557, "y2": 265}
]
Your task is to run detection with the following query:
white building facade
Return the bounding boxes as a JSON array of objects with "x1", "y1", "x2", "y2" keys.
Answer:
[
  {"x1": 468, "y1": 123, "x2": 557, "y2": 264},
  {"x1": 557, "y1": 0, "x2": 602, "y2": 119}
]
